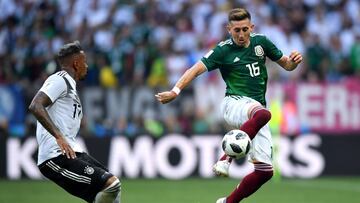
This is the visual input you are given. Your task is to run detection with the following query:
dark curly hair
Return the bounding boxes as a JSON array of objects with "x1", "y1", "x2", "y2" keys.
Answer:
[{"x1": 57, "y1": 40, "x2": 83, "y2": 65}]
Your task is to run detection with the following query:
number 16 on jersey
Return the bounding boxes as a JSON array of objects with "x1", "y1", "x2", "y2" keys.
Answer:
[{"x1": 246, "y1": 62, "x2": 260, "y2": 77}]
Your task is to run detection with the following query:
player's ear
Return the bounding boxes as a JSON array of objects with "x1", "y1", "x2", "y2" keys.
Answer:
[
  {"x1": 72, "y1": 59, "x2": 79, "y2": 74},
  {"x1": 250, "y1": 24, "x2": 255, "y2": 32},
  {"x1": 72, "y1": 55, "x2": 79, "y2": 70},
  {"x1": 227, "y1": 22, "x2": 232, "y2": 32}
]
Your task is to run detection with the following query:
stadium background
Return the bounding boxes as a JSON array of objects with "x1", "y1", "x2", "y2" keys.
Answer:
[{"x1": 0, "y1": 0, "x2": 360, "y2": 202}]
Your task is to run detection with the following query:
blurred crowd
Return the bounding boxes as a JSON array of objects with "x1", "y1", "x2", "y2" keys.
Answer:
[{"x1": 0, "y1": 0, "x2": 360, "y2": 137}]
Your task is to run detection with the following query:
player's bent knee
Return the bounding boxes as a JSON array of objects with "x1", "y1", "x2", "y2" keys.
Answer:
[
  {"x1": 253, "y1": 109, "x2": 272, "y2": 126},
  {"x1": 257, "y1": 109, "x2": 271, "y2": 120},
  {"x1": 261, "y1": 109, "x2": 271, "y2": 121},
  {"x1": 248, "y1": 104, "x2": 271, "y2": 121},
  {"x1": 104, "y1": 176, "x2": 121, "y2": 193},
  {"x1": 94, "y1": 176, "x2": 121, "y2": 203},
  {"x1": 103, "y1": 176, "x2": 120, "y2": 189}
]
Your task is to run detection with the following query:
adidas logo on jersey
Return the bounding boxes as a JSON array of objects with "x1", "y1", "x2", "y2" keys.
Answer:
[{"x1": 233, "y1": 57, "x2": 240, "y2": 62}]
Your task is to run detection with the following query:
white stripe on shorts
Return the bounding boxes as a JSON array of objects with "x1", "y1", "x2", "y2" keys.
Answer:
[{"x1": 46, "y1": 161, "x2": 91, "y2": 184}]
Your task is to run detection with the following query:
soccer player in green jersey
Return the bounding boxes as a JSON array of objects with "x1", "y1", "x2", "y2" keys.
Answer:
[{"x1": 156, "y1": 8, "x2": 302, "y2": 203}]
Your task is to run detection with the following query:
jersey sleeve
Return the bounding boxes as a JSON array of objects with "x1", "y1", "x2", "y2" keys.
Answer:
[
  {"x1": 262, "y1": 36, "x2": 283, "y2": 61},
  {"x1": 200, "y1": 45, "x2": 223, "y2": 71},
  {"x1": 39, "y1": 74, "x2": 67, "y2": 103}
]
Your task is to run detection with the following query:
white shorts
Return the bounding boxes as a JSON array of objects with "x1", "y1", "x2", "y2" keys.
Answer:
[{"x1": 220, "y1": 95, "x2": 273, "y2": 165}]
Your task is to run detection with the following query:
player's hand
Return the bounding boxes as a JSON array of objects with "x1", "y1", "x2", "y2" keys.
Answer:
[
  {"x1": 289, "y1": 51, "x2": 302, "y2": 64},
  {"x1": 56, "y1": 136, "x2": 76, "y2": 159},
  {"x1": 155, "y1": 91, "x2": 177, "y2": 104}
]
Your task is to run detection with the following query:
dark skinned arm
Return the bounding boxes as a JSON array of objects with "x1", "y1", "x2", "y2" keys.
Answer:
[{"x1": 29, "y1": 91, "x2": 76, "y2": 159}]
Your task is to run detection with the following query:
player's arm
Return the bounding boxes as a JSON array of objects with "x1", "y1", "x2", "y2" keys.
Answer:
[
  {"x1": 276, "y1": 51, "x2": 303, "y2": 71},
  {"x1": 29, "y1": 91, "x2": 76, "y2": 159},
  {"x1": 29, "y1": 91, "x2": 61, "y2": 137},
  {"x1": 155, "y1": 61, "x2": 207, "y2": 104}
]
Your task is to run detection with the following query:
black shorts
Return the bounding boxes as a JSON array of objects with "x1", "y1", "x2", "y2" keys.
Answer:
[{"x1": 38, "y1": 152, "x2": 113, "y2": 202}]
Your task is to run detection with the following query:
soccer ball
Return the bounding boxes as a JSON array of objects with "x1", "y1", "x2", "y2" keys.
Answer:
[{"x1": 222, "y1": 129, "x2": 251, "y2": 159}]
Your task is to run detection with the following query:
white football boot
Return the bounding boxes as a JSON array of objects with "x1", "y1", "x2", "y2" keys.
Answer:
[
  {"x1": 216, "y1": 197, "x2": 227, "y2": 203},
  {"x1": 212, "y1": 160, "x2": 230, "y2": 177}
]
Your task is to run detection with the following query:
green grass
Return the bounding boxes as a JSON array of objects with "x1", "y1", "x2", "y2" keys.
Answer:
[{"x1": 1, "y1": 177, "x2": 360, "y2": 203}]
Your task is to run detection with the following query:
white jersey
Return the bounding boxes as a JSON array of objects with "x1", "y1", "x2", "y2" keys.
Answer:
[{"x1": 36, "y1": 70, "x2": 84, "y2": 165}]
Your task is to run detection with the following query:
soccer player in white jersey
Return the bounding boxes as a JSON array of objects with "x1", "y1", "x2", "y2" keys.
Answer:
[
  {"x1": 156, "y1": 8, "x2": 302, "y2": 203},
  {"x1": 29, "y1": 41, "x2": 121, "y2": 203}
]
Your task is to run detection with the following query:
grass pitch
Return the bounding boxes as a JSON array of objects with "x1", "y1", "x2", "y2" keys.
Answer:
[{"x1": 1, "y1": 177, "x2": 360, "y2": 203}]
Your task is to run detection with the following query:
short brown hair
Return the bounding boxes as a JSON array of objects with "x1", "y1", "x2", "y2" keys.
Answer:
[{"x1": 228, "y1": 8, "x2": 251, "y2": 22}]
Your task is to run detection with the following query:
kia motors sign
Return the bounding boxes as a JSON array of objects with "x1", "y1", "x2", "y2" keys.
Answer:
[{"x1": 3, "y1": 134, "x2": 358, "y2": 180}]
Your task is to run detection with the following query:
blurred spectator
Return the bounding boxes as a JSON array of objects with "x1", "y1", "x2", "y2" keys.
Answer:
[
  {"x1": 0, "y1": 0, "x2": 359, "y2": 137},
  {"x1": 350, "y1": 30, "x2": 360, "y2": 77},
  {"x1": 305, "y1": 33, "x2": 329, "y2": 81},
  {"x1": 98, "y1": 54, "x2": 118, "y2": 88}
]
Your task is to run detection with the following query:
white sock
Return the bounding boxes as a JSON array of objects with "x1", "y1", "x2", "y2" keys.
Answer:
[
  {"x1": 94, "y1": 179, "x2": 121, "y2": 203},
  {"x1": 114, "y1": 191, "x2": 121, "y2": 203}
]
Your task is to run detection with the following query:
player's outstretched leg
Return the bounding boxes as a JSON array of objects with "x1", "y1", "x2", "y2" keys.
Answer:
[
  {"x1": 94, "y1": 176, "x2": 121, "y2": 203},
  {"x1": 221, "y1": 162, "x2": 273, "y2": 203},
  {"x1": 213, "y1": 108, "x2": 271, "y2": 177}
]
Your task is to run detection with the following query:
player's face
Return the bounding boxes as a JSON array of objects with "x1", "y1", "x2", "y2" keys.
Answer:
[
  {"x1": 74, "y1": 51, "x2": 88, "y2": 81},
  {"x1": 227, "y1": 19, "x2": 254, "y2": 47}
]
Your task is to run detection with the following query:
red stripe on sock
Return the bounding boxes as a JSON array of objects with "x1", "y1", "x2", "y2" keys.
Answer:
[{"x1": 249, "y1": 106, "x2": 264, "y2": 119}]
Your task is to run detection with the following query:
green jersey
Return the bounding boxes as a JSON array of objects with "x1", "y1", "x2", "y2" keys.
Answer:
[{"x1": 201, "y1": 34, "x2": 283, "y2": 106}]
